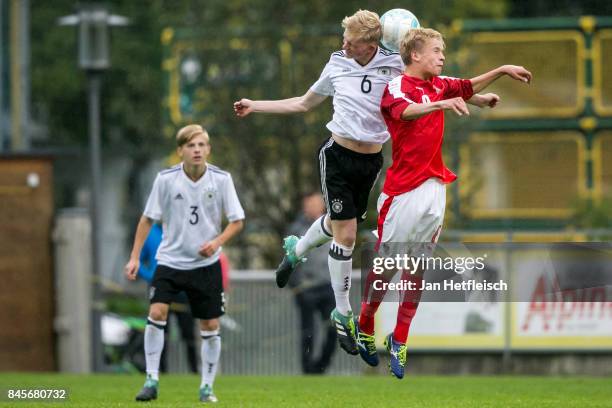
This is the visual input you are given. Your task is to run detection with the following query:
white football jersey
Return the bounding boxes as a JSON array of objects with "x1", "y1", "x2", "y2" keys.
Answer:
[
  {"x1": 310, "y1": 47, "x2": 404, "y2": 144},
  {"x1": 143, "y1": 163, "x2": 245, "y2": 270}
]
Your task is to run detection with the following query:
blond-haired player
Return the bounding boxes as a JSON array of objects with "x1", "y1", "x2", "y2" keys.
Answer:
[
  {"x1": 355, "y1": 28, "x2": 531, "y2": 378},
  {"x1": 124, "y1": 124, "x2": 245, "y2": 402},
  {"x1": 234, "y1": 9, "x2": 403, "y2": 356}
]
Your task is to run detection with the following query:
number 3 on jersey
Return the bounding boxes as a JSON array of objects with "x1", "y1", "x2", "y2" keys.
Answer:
[
  {"x1": 189, "y1": 205, "x2": 199, "y2": 225},
  {"x1": 361, "y1": 75, "x2": 372, "y2": 93}
]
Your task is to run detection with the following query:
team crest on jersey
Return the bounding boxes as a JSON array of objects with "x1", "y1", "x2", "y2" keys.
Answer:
[
  {"x1": 204, "y1": 187, "x2": 217, "y2": 200},
  {"x1": 433, "y1": 86, "x2": 442, "y2": 94},
  {"x1": 331, "y1": 199, "x2": 343, "y2": 214},
  {"x1": 149, "y1": 286, "x2": 156, "y2": 300},
  {"x1": 378, "y1": 67, "x2": 391, "y2": 76}
]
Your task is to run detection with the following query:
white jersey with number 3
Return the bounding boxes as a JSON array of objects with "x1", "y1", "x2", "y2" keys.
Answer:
[
  {"x1": 310, "y1": 47, "x2": 404, "y2": 144},
  {"x1": 143, "y1": 163, "x2": 245, "y2": 270}
]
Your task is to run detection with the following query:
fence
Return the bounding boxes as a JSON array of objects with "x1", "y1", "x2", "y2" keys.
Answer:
[{"x1": 218, "y1": 271, "x2": 364, "y2": 375}]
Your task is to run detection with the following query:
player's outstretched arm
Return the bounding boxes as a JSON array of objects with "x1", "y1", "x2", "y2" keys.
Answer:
[
  {"x1": 199, "y1": 220, "x2": 244, "y2": 258},
  {"x1": 470, "y1": 65, "x2": 532, "y2": 93},
  {"x1": 233, "y1": 90, "x2": 327, "y2": 117},
  {"x1": 400, "y1": 96, "x2": 470, "y2": 120},
  {"x1": 467, "y1": 93, "x2": 500, "y2": 109},
  {"x1": 124, "y1": 216, "x2": 154, "y2": 281}
]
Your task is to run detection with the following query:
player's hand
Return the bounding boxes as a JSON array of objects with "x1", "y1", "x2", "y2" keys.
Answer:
[
  {"x1": 199, "y1": 239, "x2": 220, "y2": 258},
  {"x1": 440, "y1": 97, "x2": 470, "y2": 116},
  {"x1": 124, "y1": 259, "x2": 139, "y2": 281},
  {"x1": 482, "y1": 93, "x2": 500, "y2": 108},
  {"x1": 503, "y1": 65, "x2": 532, "y2": 84},
  {"x1": 233, "y1": 98, "x2": 254, "y2": 117}
]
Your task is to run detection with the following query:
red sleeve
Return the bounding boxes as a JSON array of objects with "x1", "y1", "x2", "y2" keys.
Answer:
[
  {"x1": 381, "y1": 85, "x2": 413, "y2": 121},
  {"x1": 440, "y1": 77, "x2": 474, "y2": 100}
]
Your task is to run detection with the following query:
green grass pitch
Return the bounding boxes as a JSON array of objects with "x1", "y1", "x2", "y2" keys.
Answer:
[{"x1": 0, "y1": 373, "x2": 610, "y2": 407}]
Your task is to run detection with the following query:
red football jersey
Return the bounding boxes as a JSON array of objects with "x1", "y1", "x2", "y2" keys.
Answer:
[{"x1": 380, "y1": 74, "x2": 474, "y2": 196}]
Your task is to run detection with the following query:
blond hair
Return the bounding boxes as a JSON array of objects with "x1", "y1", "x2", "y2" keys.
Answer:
[
  {"x1": 400, "y1": 28, "x2": 445, "y2": 65},
  {"x1": 176, "y1": 124, "x2": 209, "y2": 147},
  {"x1": 341, "y1": 9, "x2": 381, "y2": 44}
]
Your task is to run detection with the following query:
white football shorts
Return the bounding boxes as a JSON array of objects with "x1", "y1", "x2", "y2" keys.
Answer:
[{"x1": 376, "y1": 177, "x2": 446, "y2": 252}]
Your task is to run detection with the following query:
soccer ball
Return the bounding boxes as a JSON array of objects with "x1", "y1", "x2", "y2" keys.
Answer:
[{"x1": 380, "y1": 9, "x2": 420, "y2": 52}]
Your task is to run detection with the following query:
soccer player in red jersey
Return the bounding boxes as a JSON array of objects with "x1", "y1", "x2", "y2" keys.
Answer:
[{"x1": 355, "y1": 28, "x2": 532, "y2": 379}]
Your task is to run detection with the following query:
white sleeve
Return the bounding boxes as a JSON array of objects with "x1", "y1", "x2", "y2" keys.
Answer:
[
  {"x1": 143, "y1": 175, "x2": 164, "y2": 221},
  {"x1": 310, "y1": 58, "x2": 335, "y2": 96},
  {"x1": 222, "y1": 174, "x2": 245, "y2": 222}
]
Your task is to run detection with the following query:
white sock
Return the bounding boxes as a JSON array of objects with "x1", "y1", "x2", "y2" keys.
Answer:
[
  {"x1": 144, "y1": 318, "x2": 167, "y2": 381},
  {"x1": 328, "y1": 241, "x2": 354, "y2": 315},
  {"x1": 295, "y1": 215, "x2": 333, "y2": 258},
  {"x1": 200, "y1": 330, "x2": 221, "y2": 389}
]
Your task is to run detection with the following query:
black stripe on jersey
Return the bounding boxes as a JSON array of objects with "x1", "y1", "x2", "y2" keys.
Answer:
[
  {"x1": 160, "y1": 165, "x2": 181, "y2": 175},
  {"x1": 379, "y1": 48, "x2": 399, "y2": 56},
  {"x1": 331, "y1": 50, "x2": 345, "y2": 57}
]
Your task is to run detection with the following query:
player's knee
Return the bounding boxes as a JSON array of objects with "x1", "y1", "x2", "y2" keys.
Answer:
[
  {"x1": 200, "y1": 319, "x2": 219, "y2": 331},
  {"x1": 330, "y1": 219, "x2": 357, "y2": 245},
  {"x1": 149, "y1": 305, "x2": 168, "y2": 321},
  {"x1": 333, "y1": 231, "x2": 356, "y2": 247}
]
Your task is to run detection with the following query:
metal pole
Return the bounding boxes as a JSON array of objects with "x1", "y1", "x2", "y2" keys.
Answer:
[
  {"x1": 0, "y1": 0, "x2": 4, "y2": 151},
  {"x1": 88, "y1": 71, "x2": 104, "y2": 372},
  {"x1": 9, "y1": 0, "x2": 29, "y2": 150}
]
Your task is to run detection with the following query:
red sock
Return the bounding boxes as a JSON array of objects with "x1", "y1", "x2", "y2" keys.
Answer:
[
  {"x1": 393, "y1": 273, "x2": 423, "y2": 344},
  {"x1": 359, "y1": 268, "x2": 391, "y2": 335},
  {"x1": 359, "y1": 300, "x2": 380, "y2": 335}
]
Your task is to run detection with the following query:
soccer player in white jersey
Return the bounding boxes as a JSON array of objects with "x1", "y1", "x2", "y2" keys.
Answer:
[
  {"x1": 124, "y1": 124, "x2": 244, "y2": 403},
  {"x1": 355, "y1": 28, "x2": 532, "y2": 379},
  {"x1": 234, "y1": 9, "x2": 403, "y2": 355}
]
